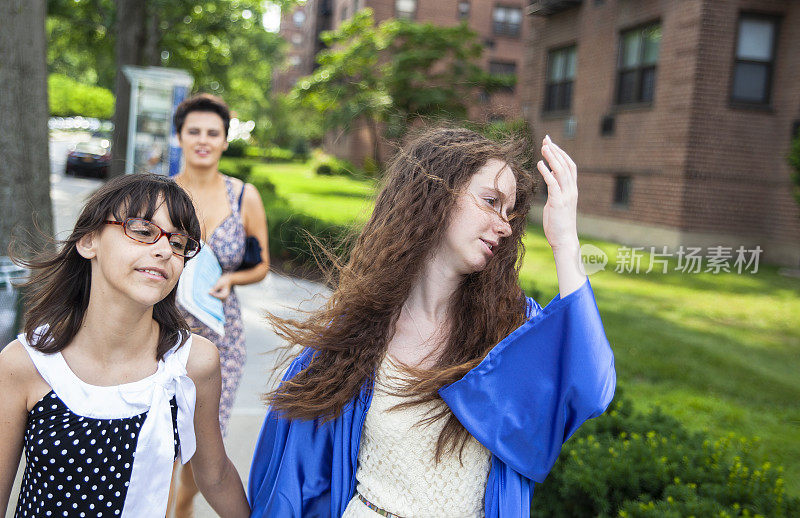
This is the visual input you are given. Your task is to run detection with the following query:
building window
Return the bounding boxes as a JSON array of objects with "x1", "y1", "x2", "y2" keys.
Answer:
[
  {"x1": 395, "y1": 0, "x2": 417, "y2": 19},
  {"x1": 458, "y1": 1, "x2": 470, "y2": 20},
  {"x1": 616, "y1": 23, "x2": 661, "y2": 105},
  {"x1": 292, "y1": 10, "x2": 306, "y2": 28},
  {"x1": 489, "y1": 61, "x2": 517, "y2": 93},
  {"x1": 289, "y1": 55, "x2": 302, "y2": 67},
  {"x1": 291, "y1": 33, "x2": 303, "y2": 46},
  {"x1": 544, "y1": 45, "x2": 576, "y2": 112},
  {"x1": 731, "y1": 14, "x2": 778, "y2": 105},
  {"x1": 340, "y1": 5, "x2": 349, "y2": 21},
  {"x1": 613, "y1": 175, "x2": 631, "y2": 207},
  {"x1": 492, "y1": 6, "x2": 522, "y2": 37},
  {"x1": 600, "y1": 114, "x2": 615, "y2": 136}
]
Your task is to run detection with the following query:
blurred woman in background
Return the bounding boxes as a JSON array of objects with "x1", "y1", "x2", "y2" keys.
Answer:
[{"x1": 171, "y1": 93, "x2": 269, "y2": 517}]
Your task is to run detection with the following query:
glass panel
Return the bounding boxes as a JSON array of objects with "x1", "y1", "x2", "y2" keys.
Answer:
[
  {"x1": 732, "y1": 62, "x2": 768, "y2": 102},
  {"x1": 621, "y1": 30, "x2": 642, "y2": 69},
  {"x1": 565, "y1": 47, "x2": 577, "y2": 80},
  {"x1": 560, "y1": 81, "x2": 573, "y2": 110},
  {"x1": 396, "y1": 0, "x2": 416, "y2": 16},
  {"x1": 614, "y1": 176, "x2": 631, "y2": 205},
  {"x1": 550, "y1": 51, "x2": 565, "y2": 82},
  {"x1": 737, "y1": 18, "x2": 774, "y2": 61},
  {"x1": 458, "y1": 1, "x2": 470, "y2": 19},
  {"x1": 642, "y1": 26, "x2": 661, "y2": 65},
  {"x1": 545, "y1": 84, "x2": 558, "y2": 111},
  {"x1": 508, "y1": 8, "x2": 522, "y2": 24},
  {"x1": 640, "y1": 67, "x2": 656, "y2": 102},
  {"x1": 493, "y1": 7, "x2": 506, "y2": 23},
  {"x1": 617, "y1": 70, "x2": 637, "y2": 103}
]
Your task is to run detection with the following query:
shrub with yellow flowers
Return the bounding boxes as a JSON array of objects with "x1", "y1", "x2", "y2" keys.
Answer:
[{"x1": 533, "y1": 385, "x2": 799, "y2": 517}]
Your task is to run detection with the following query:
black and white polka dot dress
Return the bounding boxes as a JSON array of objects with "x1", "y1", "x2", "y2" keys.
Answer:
[{"x1": 15, "y1": 329, "x2": 198, "y2": 518}]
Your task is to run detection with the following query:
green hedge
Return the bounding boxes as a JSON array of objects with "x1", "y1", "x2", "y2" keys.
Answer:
[
  {"x1": 245, "y1": 145, "x2": 296, "y2": 163},
  {"x1": 48, "y1": 74, "x2": 114, "y2": 119},
  {"x1": 224, "y1": 142, "x2": 300, "y2": 163},
  {"x1": 223, "y1": 139, "x2": 248, "y2": 158},
  {"x1": 788, "y1": 134, "x2": 800, "y2": 208},
  {"x1": 241, "y1": 174, "x2": 354, "y2": 274},
  {"x1": 534, "y1": 385, "x2": 799, "y2": 517}
]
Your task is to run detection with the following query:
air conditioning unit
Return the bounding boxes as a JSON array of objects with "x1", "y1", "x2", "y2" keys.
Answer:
[{"x1": 564, "y1": 116, "x2": 577, "y2": 138}]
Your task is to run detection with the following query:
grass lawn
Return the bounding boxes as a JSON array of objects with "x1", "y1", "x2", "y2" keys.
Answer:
[
  {"x1": 233, "y1": 158, "x2": 800, "y2": 496},
  {"x1": 221, "y1": 158, "x2": 376, "y2": 225},
  {"x1": 519, "y1": 230, "x2": 800, "y2": 497}
]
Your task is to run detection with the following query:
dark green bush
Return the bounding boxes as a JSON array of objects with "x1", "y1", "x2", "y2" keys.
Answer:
[
  {"x1": 229, "y1": 163, "x2": 253, "y2": 182},
  {"x1": 248, "y1": 176, "x2": 353, "y2": 273},
  {"x1": 266, "y1": 202, "x2": 355, "y2": 275},
  {"x1": 788, "y1": 135, "x2": 800, "y2": 208},
  {"x1": 316, "y1": 164, "x2": 333, "y2": 176},
  {"x1": 311, "y1": 151, "x2": 360, "y2": 177},
  {"x1": 223, "y1": 139, "x2": 248, "y2": 158},
  {"x1": 533, "y1": 385, "x2": 799, "y2": 517},
  {"x1": 250, "y1": 176, "x2": 277, "y2": 200},
  {"x1": 290, "y1": 138, "x2": 311, "y2": 162}
]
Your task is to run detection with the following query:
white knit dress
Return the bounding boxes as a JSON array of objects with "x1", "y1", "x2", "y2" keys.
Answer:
[{"x1": 342, "y1": 356, "x2": 491, "y2": 518}]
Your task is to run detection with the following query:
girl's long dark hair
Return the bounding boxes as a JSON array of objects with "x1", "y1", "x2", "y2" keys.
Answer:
[
  {"x1": 268, "y1": 126, "x2": 537, "y2": 460},
  {"x1": 13, "y1": 173, "x2": 201, "y2": 360}
]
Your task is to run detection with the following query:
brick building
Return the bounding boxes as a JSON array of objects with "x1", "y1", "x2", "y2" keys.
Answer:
[
  {"x1": 276, "y1": 0, "x2": 530, "y2": 164},
  {"x1": 273, "y1": 0, "x2": 330, "y2": 94},
  {"x1": 524, "y1": 0, "x2": 800, "y2": 266}
]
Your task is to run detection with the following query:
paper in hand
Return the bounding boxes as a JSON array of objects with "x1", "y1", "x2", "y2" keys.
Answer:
[{"x1": 176, "y1": 242, "x2": 225, "y2": 337}]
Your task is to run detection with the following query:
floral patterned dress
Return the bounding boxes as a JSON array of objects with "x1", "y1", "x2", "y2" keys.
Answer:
[{"x1": 179, "y1": 175, "x2": 246, "y2": 435}]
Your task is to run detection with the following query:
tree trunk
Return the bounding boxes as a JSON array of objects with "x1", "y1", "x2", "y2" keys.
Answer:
[
  {"x1": 144, "y1": 5, "x2": 161, "y2": 67},
  {"x1": 0, "y1": 0, "x2": 53, "y2": 255},
  {"x1": 110, "y1": 0, "x2": 147, "y2": 178},
  {"x1": 366, "y1": 116, "x2": 382, "y2": 168}
]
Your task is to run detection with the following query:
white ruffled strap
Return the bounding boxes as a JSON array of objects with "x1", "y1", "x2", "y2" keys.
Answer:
[
  {"x1": 167, "y1": 342, "x2": 197, "y2": 464},
  {"x1": 120, "y1": 336, "x2": 196, "y2": 518}
]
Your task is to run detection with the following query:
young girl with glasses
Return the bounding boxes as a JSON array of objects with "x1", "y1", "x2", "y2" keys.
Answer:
[{"x1": 0, "y1": 174, "x2": 250, "y2": 517}]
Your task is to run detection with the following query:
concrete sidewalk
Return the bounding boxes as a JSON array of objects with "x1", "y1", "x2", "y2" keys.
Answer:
[
  {"x1": 190, "y1": 274, "x2": 328, "y2": 517},
  {"x1": 5, "y1": 174, "x2": 329, "y2": 517}
]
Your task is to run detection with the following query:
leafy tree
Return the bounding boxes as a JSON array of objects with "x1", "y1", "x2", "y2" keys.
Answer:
[
  {"x1": 107, "y1": 0, "x2": 287, "y2": 175},
  {"x1": 46, "y1": 0, "x2": 116, "y2": 90},
  {"x1": 260, "y1": 93, "x2": 324, "y2": 150},
  {"x1": 292, "y1": 10, "x2": 391, "y2": 165},
  {"x1": 382, "y1": 17, "x2": 513, "y2": 139},
  {"x1": 291, "y1": 9, "x2": 514, "y2": 166},
  {"x1": 155, "y1": 1, "x2": 284, "y2": 126},
  {"x1": 44, "y1": 0, "x2": 288, "y2": 173}
]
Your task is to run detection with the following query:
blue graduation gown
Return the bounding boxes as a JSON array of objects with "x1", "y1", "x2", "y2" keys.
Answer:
[{"x1": 248, "y1": 278, "x2": 616, "y2": 517}]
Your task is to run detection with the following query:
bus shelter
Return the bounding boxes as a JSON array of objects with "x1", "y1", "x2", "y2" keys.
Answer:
[{"x1": 122, "y1": 66, "x2": 193, "y2": 177}]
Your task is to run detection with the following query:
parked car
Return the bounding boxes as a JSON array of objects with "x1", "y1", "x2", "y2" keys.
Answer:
[{"x1": 65, "y1": 138, "x2": 111, "y2": 179}]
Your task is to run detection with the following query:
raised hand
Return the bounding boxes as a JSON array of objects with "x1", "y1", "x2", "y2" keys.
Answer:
[
  {"x1": 537, "y1": 135, "x2": 587, "y2": 297},
  {"x1": 536, "y1": 135, "x2": 580, "y2": 252}
]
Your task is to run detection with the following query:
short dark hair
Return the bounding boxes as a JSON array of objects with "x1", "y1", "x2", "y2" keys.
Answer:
[{"x1": 173, "y1": 93, "x2": 231, "y2": 137}]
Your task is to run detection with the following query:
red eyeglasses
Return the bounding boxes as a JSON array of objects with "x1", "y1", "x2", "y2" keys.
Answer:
[{"x1": 104, "y1": 218, "x2": 200, "y2": 258}]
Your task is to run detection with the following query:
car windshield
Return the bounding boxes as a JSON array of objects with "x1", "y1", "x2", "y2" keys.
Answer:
[{"x1": 74, "y1": 140, "x2": 108, "y2": 156}]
